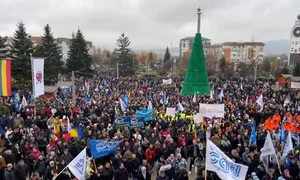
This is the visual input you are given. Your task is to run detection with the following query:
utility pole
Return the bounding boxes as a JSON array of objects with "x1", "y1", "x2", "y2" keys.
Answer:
[
  {"x1": 72, "y1": 71, "x2": 76, "y2": 105},
  {"x1": 117, "y1": 61, "x2": 119, "y2": 78},
  {"x1": 197, "y1": 8, "x2": 201, "y2": 33}
]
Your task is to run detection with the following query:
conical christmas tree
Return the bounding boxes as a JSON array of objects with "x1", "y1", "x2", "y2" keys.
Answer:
[{"x1": 181, "y1": 33, "x2": 210, "y2": 96}]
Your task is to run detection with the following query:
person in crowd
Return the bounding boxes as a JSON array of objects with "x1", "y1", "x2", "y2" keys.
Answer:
[
  {"x1": 114, "y1": 163, "x2": 129, "y2": 180},
  {"x1": 4, "y1": 163, "x2": 16, "y2": 180}
]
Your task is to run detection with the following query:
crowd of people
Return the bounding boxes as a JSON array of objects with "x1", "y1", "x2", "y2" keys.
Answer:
[{"x1": 0, "y1": 74, "x2": 299, "y2": 180}]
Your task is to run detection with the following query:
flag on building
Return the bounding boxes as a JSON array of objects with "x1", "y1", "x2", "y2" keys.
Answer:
[
  {"x1": 206, "y1": 139, "x2": 248, "y2": 180},
  {"x1": 0, "y1": 59, "x2": 11, "y2": 96},
  {"x1": 32, "y1": 58, "x2": 44, "y2": 98}
]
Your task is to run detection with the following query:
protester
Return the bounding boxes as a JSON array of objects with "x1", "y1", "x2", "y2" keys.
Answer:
[{"x1": 0, "y1": 75, "x2": 299, "y2": 180}]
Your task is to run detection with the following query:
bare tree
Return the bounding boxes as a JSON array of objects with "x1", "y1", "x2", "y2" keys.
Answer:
[
  {"x1": 247, "y1": 42, "x2": 263, "y2": 81},
  {"x1": 205, "y1": 45, "x2": 222, "y2": 75}
]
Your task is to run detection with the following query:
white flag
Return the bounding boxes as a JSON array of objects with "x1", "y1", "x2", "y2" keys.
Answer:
[
  {"x1": 67, "y1": 117, "x2": 72, "y2": 133},
  {"x1": 177, "y1": 101, "x2": 184, "y2": 112},
  {"x1": 193, "y1": 93, "x2": 196, "y2": 103},
  {"x1": 210, "y1": 90, "x2": 213, "y2": 99},
  {"x1": 32, "y1": 58, "x2": 44, "y2": 98},
  {"x1": 218, "y1": 89, "x2": 224, "y2": 100},
  {"x1": 260, "y1": 132, "x2": 276, "y2": 157},
  {"x1": 256, "y1": 94, "x2": 263, "y2": 111},
  {"x1": 206, "y1": 139, "x2": 248, "y2": 180},
  {"x1": 260, "y1": 132, "x2": 278, "y2": 172},
  {"x1": 67, "y1": 147, "x2": 87, "y2": 180},
  {"x1": 282, "y1": 131, "x2": 293, "y2": 160},
  {"x1": 20, "y1": 96, "x2": 27, "y2": 106},
  {"x1": 119, "y1": 98, "x2": 127, "y2": 112}
]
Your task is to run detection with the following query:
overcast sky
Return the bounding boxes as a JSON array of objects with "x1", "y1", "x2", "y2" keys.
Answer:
[{"x1": 0, "y1": 0, "x2": 299, "y2": 50}]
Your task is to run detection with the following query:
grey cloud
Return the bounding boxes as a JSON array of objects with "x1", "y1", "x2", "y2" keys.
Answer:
[{"x1": 0, "y1": 0, "x2": 299, "y2": 50}]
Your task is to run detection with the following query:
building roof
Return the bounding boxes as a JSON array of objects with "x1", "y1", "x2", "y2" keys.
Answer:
[
  {"x1": 56, "y1": 37, "x2": 71, "y2": 44},
  {"x1": 204, "y1": 44, "x2": 222, "y2": 48},
  {"x1": 280, "y1": 74, "x2": 293, "y2": 78},
  {"x1": 30, "y1": 36, "x2": 42, "y2": 44},
  {"x1": 222, "y1": 42, "x2": 265, "y2": 46},
  {"x1": 180, "y1": 36, "x2": 210, "y2": 41}
]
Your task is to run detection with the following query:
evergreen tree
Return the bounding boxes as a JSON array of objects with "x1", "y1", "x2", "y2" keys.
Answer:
[
  {"x1": 10, "y1": 22, "x2": 34, "y2": 81},
  {"x1": 66, "y1": 29, "x2": 92, "y2": 73},
  {"x1": 149, "y1": 52, "x2": 154, "y2": 68},
  {"x1": 164, "y1": 46, "x2": 171, "y2": 64},
  {"x1": 293, "y1": 63, "x2": 300, "y2": 76},
  {"x1": 115, "y1": 33, "x2": 136, "y2": 76},
  {"x1": 0, "y1": 35, "x2": 9, "y2": 58},
  {"x1": 282, "y1": 63, "x2": 290, "y2": 74},
  {"x1": 40, "y1": 24, "x2": 64, "y2": 85}
]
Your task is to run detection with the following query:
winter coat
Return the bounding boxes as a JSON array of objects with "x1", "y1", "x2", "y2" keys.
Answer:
[{"x1": 114, "y1": 168, "x2": 129, "y2": 180}]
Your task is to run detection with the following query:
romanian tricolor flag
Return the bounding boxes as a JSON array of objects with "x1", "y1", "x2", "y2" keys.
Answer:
[{"x1": 0, "y1": 59, "x2": 11, "y2": 96}]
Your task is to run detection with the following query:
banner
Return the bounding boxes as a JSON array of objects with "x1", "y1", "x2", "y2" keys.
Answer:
[
  {"x1": 162, "y1": 78, "x2": 172, "y2": 85},
  {"x1": 291, "y1": 82, "x2": 300, "y2": 88},
  {"x1": 206, "y1": 139, "x2": 248, "y2": 180},
  {"x1": 199, "y1": 103, "x2": 224, "y2": 120},
  {"x1": 67, "y1": 147, "x2": 87, "y2": 180},
  {"x1": 89, "y1": 139, "x2": 120, "y2": 159},
  {"x1": 32, "y1": 58, "x2": 44, "y2": 98},
  {"x1": 166, "y1": 107, "x2": 176, "y2": 116},
  {"x1": 114, "y1": 116, "x2": 145, "y2": 128},
  {"x1": 136, "y1": 109, "x2": 153, "y2": 122}
]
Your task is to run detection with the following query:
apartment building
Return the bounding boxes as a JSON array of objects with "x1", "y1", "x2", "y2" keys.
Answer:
[
  {"x1": 179, "y1": 36, "x2": 211, "y2": 57},
  {"x1": 30, "y1": 36, "x2": 94, "y2": 63},
  {"x1": 222, "y1": 42, "x2": 265, "y2": 64}
]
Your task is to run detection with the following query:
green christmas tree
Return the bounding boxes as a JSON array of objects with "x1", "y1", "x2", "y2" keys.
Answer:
[
  {"x1": 40, "y1": 24, "x2": 64, "y2": 85},
  {"x1": 66, "y1": 29, "x2": 92, "y2": 73},
  {"x1": 115, "y1": 33, "x2": 136, "y2": 76},
  {"x1": 0, "y1": 35, "x2": 9, "y2": 59},
  {"x1": 10, "y1": 22, "x2": 34, "y2": 81},
  {"x1": 181, "y1": 33, "x2": 210, "y2": 96}
]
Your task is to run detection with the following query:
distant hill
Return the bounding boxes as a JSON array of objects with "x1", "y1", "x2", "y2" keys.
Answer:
[{"x1": 263, "y1": 39, "x2": 289, "y2": 55}]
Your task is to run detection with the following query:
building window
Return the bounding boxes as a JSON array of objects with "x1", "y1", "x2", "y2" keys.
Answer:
[
  {"x1": 183, "y1": 43, "x2": 186, "y2": 48},
  {"x1": 296, "y1": 49, "x2": 298, "y2": 53},
  {"x1": 296, "y1": 41, "x2": 298, "y2": 45},
  {"x1": 292, "y1": 42, "x2": 294, "y2": 44}
]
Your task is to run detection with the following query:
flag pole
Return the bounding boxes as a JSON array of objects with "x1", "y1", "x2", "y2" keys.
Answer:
[
  {"x1": 30, "y1": 54, "x2": 36, "y2": 118},
  {"x1": 204, "y1": 136, "x2": 207, "y2": 180},
  {"x1": 53, "y1": 164, "x2": 69, "y2": 180}
]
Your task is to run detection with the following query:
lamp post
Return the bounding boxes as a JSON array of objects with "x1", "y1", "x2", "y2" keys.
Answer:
[{"x1": 71, "y1": 65, "x2": 94, "y2": 105}]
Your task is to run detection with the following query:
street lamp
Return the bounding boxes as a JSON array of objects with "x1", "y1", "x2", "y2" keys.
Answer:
[{"x1": 72, "y1": 65, "x2": 95, "y2": 105}]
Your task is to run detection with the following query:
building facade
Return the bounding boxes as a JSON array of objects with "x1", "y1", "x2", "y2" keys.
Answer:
[
  {"x1": 288, "y1": 14, "x2": 300, "y2": 65},
  {"x1": 222, "y1": 42, "x2": 264, "y2": 64},
  {"x1": 179, "y1": 36, "x2": 211, "y2": 57},
  {"x1": 30, "y1": 36, "x2": 94, "y2": 63}
]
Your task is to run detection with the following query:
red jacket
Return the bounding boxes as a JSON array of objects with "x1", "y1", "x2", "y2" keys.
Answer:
[
  {"x1": 145, "y1": 148, "x2": 155, "y2": 161},
  {"x1": 178, "y1": 136, "x2": 186, "y2": 147}
]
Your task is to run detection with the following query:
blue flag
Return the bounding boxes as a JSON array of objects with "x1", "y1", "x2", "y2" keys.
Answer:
[
  {"x1": 103, "y1": 80, "x2": 108, "y2": 87},
  {"x1": 249, "y1": 122, "x2": 256, "y2": 146},
  {"x1": 123, "y1": 94, "x2": 129, "y2": 106},
  {"x1": 84, "y1": 89, "x2": 90, "y2": 103},
  {"x1": 136, "y1": 109, "x2": 153, "y2": 122},
  {"x1": 13, "y1": 91, "x2": 19, "y2": 110},
  {"x1": 89, "y1": 139, "x2": 120, "y2": 159},
  {"x1": 280, "y1": 122, "x2": 287, "y2": 142},
  {"x1": 76, "y1": 126, "x2": 85, "y2": 139}
]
